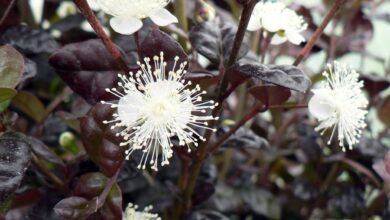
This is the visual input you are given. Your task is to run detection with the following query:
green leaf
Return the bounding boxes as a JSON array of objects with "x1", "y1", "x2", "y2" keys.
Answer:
[
  {"x1": 0, "y1": 100, "x2": 11, "y2": 112},
  {"x1": 0, "y1": 87, "x2": 16, "y2": 102},
  {"x1": 0, "y1": 45, "x2": 24, "y2": 88},
  {"x1": 12, "y1": 91, "x2": 46, "y2": 123}
]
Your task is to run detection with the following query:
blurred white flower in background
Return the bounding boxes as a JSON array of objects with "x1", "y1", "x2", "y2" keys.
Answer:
[
  {"x1": 56, "y1": 2, "x2": 77, "y2": 18},
  {"x1": 95, "y1": 0, "x2": 178, "y2": 35},
  {"x1": 124, "y1": 203, "x2": 160, "y2": 220},
  {"x1": 102, "y1": 52, "x2": 218, "y2": 171},
  {"x1": 247, "y1": 1, "x2": 307, "y2": 45},
  {"x1": 87, "y1": 0, "x2": 100, "y2": 11},
  {"x1": 308, "y1": 61, "x2": 368, "y2": 151}
]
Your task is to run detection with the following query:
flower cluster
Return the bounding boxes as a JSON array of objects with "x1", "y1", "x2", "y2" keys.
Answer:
[
  {"x1": 247, "y1": 1, "x2": 307, "y2": 45},
  {"x1": 102, "y1": 52, "x2": 218, "y2": 171},
  {"x1": 124, "y1": 203, "x2": 160, "y2": 220},
  {"x1": 308, "y1": 62, "x2": 368, "y2": 151},
  {"x1": 94, "y1": 0, "x2": 177, "y2": 35}
]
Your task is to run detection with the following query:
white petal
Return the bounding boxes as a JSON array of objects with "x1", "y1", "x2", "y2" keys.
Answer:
[
  {"x1": 87, "y1": 0, "x2": 100, "y2": 11},
  {"x1": 149, "y1": 8, "x2": 178, "y2": 26},
  {"x1": 271, "y1": 34, "x2": 287, "y2": 45},
  {"x1": 262, "y1": 14, "x2": 283, "y2": 32},
  {"x1": 247, "y1": 15, "x2": 262, "y2": 31},
  {"x1": 117, "y1": 93, "x2": 143, "y2": 125},
  {"x1": 308, "y1": 89, "x2": 335, "y2": 121},
  {"x1": 286, "y1": 31, "x2": 305, "y2": 45},
  {"x1": 109, "y1": 17, "x2": 143, "y2": 35}
]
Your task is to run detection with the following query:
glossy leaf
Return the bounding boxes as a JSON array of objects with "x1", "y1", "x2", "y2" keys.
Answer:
[
  {"x1": 0, "y1": 131, "x2": 31, "y2": 205},
  {"x1": 74, "y1": 173, "x2": 122, "y2": 220},
  {"x1": 24, "y1": 136, "x2": 64, "y2": 166},
  {"x1": 189, "y1": 21, "x2": 248, "y2": 64},
  {"x1": 140, "y1": 28, "x2": 188, "y2": 70},
  {"x1": 184, "y1": 70, "x2": 220, "y2": 89},
  {"x1": 227, "y1": 63, "x2": 311, "y2": 93},
  {"x1": 80, "y1": 103, "x2": 125, "y2": 177},
  {"x1": 249, "y1": 85, "x2": 291, "y2": 106},
  {"x1": 49, "y1": 39, "x2": 126, "y2": 105},
  {"x1": 0, "y1": 25, "x2": 59, "y2": 55},
  {"x1": 54, "y1": 196, "x2": 98, "y2": 219},
  {"x1": 0, "y1": 45, "x2": 24, "y2": 88}
]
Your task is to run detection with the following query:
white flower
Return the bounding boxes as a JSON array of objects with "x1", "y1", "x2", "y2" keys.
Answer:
[
  {"x1": 247, "y1": 1, "x2": 307, "y2": 45},
  {"x1": 102, "y1": 52, "x2": 218, "y2": 170},
  {"x1": 308, "y1": 62, "x2": 368, "y2": 151},
  {"x1": 56, "y1": 2, "x2": 77, "y2": 18},
  {"x1": 124, "y1": 203, "x2": 160, "y2": 220},
  {"x1": 96, "y1": 0, "x2": 178, "y2": 35},
  {"x1": 87, "y1": 0, "x2": 100, "y2": 11}
]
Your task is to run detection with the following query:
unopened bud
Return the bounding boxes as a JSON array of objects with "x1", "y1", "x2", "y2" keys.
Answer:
[{"x1": 59, "y1": 131, "x2": 79, "y2": 155}]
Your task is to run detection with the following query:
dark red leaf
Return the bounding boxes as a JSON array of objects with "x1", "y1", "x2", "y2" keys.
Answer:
[
  {"x1": 49, "y1": 39, "x2": 130, "y2": 105},
  {"x1": 249, "y1": 85, "x2": 291, "y2": 106},
  {"x1": 54, "y1": 196, "x2": 98, "y2": 219},
  {"x1": 140, "y1": 29, "x2": 188, "y2": 70},
  {"x1": 80, "y1": 103, "x2": 125, "y2": 177},
  {"x1": 74, "y1": 173, "x2": 122, "y2": 220}
]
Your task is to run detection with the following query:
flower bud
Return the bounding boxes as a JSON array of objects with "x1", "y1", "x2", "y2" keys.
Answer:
[{"x1": 59, "y1": 131, "x2": 79, "y2": 154}]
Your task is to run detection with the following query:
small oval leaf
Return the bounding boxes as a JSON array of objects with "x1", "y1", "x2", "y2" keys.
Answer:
[
  {"x1": 0, "y1": 88, "x2": 17, "y2": 102},
  {"x1": 80, "y1": 103, "x2": 125, "y2": 177},
  {"x1": 0, "y1": 45, "x2": 24, "y2": 88},
  {"x1": 249, "y1": 85, "x2": 291, "y2": 106},
  {"x1": 11, "y1": 91, "x2": 46, "y2": 123},
  {"x1": 227, "y1": 63, "x2": 311, "y2": 93}
]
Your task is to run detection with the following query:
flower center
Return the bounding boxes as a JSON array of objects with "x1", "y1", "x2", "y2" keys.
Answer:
[
  {"x1": 143, "y1": 80, "x2": 184, "y2": 125},
  {"x1": 150, "y1": 100, "x2": 171, "y2": 120}
]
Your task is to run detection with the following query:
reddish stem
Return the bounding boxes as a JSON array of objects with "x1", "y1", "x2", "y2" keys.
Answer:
[
  {"x1": 204, "y1": 104, "x2": 267, "y2": 158},
  {"x1": 293, "y1": 0, "x2": 347, "y2": 66},
  {"x1": 0, "y1": 0, "x2": 16, "y2": 27},
  {"x1": 134, "y1": 31, "x2": 142, "y2": 59},
  {"x1": 73, "y1": 0, "x2": 130, "y2": 72},
  {"x1": 97, "y1": 165, "x2": 122, "y2": 209}
]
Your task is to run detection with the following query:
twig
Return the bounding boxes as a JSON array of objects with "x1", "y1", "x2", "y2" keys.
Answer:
[
  {"x1": 173, "y1": 1, "x2": 258, "y2": 219},
  {"x1": 204, "y1": 104, "x2": 267, "y2": 158},
  {"x1": 260, "y1": 33, "x2": 272, "y2": 63},
  {"x1": 293, "y1": 0, "x2": 347, "y2": 66},
  {"x1": 73, "y1": 0, "x2": 130, "y2": 73},
  {"x1": 134, "y1": 31, "x2": 142, "y2": 59},
  {"x1": 174, "y1": 0, "x2": 189, "y2": 51},
  {"x1": 227, "y1": 0, "x2": 257, "y2": 67},
  {"x1": 97, "y1": 165, "x2": 122, "y2": 209},
  {"x1": 44, "y1": 87, "x2": 73, "y2": 119},
  {"x1": 0, "y1": 0, "x2": 16, "y2": 27},
  {"x1": 221, "y1": 78, "x2": 247, "y2": 100},
  {"x1": 31, "y1": 154, "x2": 70, "y2": 193},
  {"x1": 221, "y1": 0, "x2": 257, "y2": 95},
  {"x1": 269, "y1": 104, "x2": 308, "y2": 109}
]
